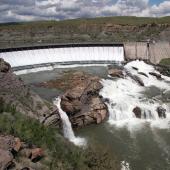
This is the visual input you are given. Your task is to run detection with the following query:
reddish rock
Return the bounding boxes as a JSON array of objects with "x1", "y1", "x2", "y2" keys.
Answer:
[
  {"x1": 14, "y1": 137, "x2": 22, "y2": 152},
  {"x1": 30, "y1": 148, "x2": 44, "y2": 162},
  {"x1": 108, "y1": 68, "x2": 123, "y2": 78},
  {"x1": 60, "y1": 71, "x2": 108, "y2": 127}
]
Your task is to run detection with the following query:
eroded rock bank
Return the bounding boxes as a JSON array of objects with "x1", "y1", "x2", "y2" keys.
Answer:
[
  {"x1": 60, "y1": 72, "x2": 108, "y2": 128},
  {"x1": 39, "y1": 71, "x2": 108, "y2": 128},
  {"x1": 0, "y1": 58, "x2": 60, "y2": 127}
]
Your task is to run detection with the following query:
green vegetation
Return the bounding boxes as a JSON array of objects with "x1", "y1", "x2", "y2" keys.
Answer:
[
  {"x1": 0, "y1": 16, "x2": 170, "y2": 48},
  {"x1": 0, "y1": 103, "x2": 120, "y2": 170},
  {"x1": 159, "y1": 58, "x2": 170, "y2": 66},
  {"x1": 1, "y1": 16, "x2": 170, "y2": 28}
]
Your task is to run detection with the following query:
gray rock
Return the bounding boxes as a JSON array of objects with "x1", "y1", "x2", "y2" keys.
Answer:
[{"x1": 157, "y1": 106, "x2": 166, "y2": 118}]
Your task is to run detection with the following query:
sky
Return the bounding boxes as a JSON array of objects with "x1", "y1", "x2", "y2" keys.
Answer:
[{"x1": 0, "y1": 0, "x2": 170, "y2": 23}]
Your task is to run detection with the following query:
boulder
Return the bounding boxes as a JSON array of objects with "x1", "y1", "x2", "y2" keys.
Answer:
[
  {"x1": 60, "y1": 71, "x2": 108, "y2": 127},
  {"x1": 149, "y1": 72, "x2": 162, "y2": 80},
  {"x1": 30, "y1": 148, "x2": 44, "y2": 163},
  {"x1": 0, "y1": 149, "x2": 14, "y2": 170},
  {"x1": 157, "y1": 106, "x2": 166, "y2": 118},
  {"x1": 0, "y1": 135, "x2": 15, "y2": 151},
  {"x1": 108, "y1": 68, "x2": 123, "y2": 78},
  {"x1": 133, "y1": 107, "x2": 142, "y2": 118},
  {"x1": 0, "y1": 58, "x2": 11, "y2": 73},
  {"x1": 138, "y1": 72, "x2": 148, "y2": 77}
]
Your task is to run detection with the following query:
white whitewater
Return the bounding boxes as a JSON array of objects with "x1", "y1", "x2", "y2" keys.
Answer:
[
  {"x1": 53, "y1": 97, "x2": 86, "y2": 147},
  {"x1": 121, "y1": 161, "x2": 130, "y2": 170},
  {"x1": 100, "y1": 60, "x2": 170, "y2": 130},
  {"x1": 0, "y1": 46, "x2": 124, "y2": 67}
]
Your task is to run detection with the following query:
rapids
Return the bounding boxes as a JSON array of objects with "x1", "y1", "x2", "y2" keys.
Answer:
[{"x1": 100, "y1": 60, "x2": 170, "y2": 130}]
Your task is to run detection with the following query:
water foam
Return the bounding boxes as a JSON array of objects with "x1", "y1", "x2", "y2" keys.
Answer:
[
  {"x1": 53, "y1": 97, "x2": 87, "y2": 147},
  {"x1": 1, "y1": 46, "x2": 124, "y2": 67},
  {"x1": 121, "y1": 161, "x2": 130, "y2": 170},
  {"x1": 100, "y1": 60, "x2": 170, "y2": 130}
]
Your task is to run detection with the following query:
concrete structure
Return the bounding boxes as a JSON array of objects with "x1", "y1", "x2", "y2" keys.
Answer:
[
  {"x1": 0, "y1": 42, "x2": 169, "y2": 67},
  {"x1": 124, "y1": 42, "x2": 170, "y2": 64}
]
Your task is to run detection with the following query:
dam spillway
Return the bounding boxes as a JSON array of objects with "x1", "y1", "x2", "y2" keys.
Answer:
[{"x1": 0, "y1": 46, "x2": 124, "y2": 68}]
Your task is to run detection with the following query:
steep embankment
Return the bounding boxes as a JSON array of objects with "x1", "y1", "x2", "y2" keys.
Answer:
[
  {"x1": 0, "y1": 58, "x2": 60, "y2": 126},
  {"x1": 0, "y1": 16, "x2": 170, "y2": 48}
]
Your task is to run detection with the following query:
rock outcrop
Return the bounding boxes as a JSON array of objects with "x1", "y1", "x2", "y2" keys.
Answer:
[
  {"x1": 0, "y1": 134, "x2": 44, "y2": 170},
  {"x1": 108, "y1": 68, "x2": 124, "y2": 78},
  {"x1": 0, "y1": 59, "x2": 60, "y2": 127},
  {"x1": 60, "y1": 71, "x2": 108, "y2": 127},
  {"x1": 0, "y1": 58, "x2": 11, "y2": 73}
]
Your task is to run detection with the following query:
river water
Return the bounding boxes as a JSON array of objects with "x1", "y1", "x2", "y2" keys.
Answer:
[{"x1": 17, "y1": 63, "x2": 170, "y2": 170}]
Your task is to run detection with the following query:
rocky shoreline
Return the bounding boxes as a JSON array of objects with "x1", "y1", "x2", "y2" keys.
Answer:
[{"x1": 0, "y1": 58, "x2": 60, "y2": 127}]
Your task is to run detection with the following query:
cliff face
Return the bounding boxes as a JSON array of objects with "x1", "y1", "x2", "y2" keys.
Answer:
[
  {"x1": 0, "y1": 17, "x2": 170, "y2": 48},
  {"x1": 0, "y1": 58, "x2": 60, "y2": 127}
]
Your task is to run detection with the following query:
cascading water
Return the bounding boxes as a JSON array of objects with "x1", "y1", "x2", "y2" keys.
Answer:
[
  {"x1": 53, "y1": 97, "x2": 86, "y2": 147},
  {"x1": 0, "y1": 46, "x2": 124, "y2": 67},
  {"x1": 100, "y1": 60, "x2": 170, "y2": 130}
]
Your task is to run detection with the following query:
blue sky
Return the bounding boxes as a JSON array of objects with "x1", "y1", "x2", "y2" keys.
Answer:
[
  {"x1": 0, "y1": 0, "x2": 170, "y2": 23},
  {"x1": 150, "y1": 0, "x2": 163, "y2": 4}
]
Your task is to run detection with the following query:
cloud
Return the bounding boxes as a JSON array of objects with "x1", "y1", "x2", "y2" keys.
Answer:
[
  {"x1": 0, "y1": 0, "x2": 169, "y2": 23},
  {"x1": 150, "y1": 1, "x2": 170, "y2": 16}
]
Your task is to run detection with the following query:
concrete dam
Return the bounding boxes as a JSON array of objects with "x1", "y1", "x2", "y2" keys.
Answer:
[
  {"x1": 0, "y1": 44, "x2": 124, "y2": 68},
  {"x1": 0, "y1": 42, "x2": 170, "y2": 69}
]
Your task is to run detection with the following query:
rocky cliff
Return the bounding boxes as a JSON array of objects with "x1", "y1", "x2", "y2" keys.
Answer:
[{"x1": 0, "y1": 58, "x2": 60, "y2": 127}]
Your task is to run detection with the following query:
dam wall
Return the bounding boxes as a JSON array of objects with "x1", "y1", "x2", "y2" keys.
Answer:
[
  {"x1": 0, "y1": 42, "x2": 169, "y2": 68},
  {"x1": 0, "y1": 45, "x2": 124, "y2": 68},
  {"x1": 124, "y1": 42, "x2": 170, "y2": 64}
]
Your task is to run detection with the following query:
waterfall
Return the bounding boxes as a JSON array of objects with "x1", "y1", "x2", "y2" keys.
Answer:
[
  {"x1": 0, "y1": 46, "x2": 124, "y2": 67},
  {"x1": 53, "y1": 97, "x2": 86, "y2": 147},
  {"x1": 100, "y1": 60, "x2": 170, "y2": 130}
]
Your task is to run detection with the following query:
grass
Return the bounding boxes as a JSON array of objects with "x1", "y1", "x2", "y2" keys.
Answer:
[
  {"x1": 159, "y1": 58, "x2": 170, "y2": 66},
  {"x1": 1, "y1": 16, "x2": 170, "y2": 28},
  {"x1": 0, "y1": 101, "x2": 120, "y2": 170}
]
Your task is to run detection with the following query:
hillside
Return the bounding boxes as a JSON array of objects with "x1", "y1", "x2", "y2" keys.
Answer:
[{"x1": 0, "y1": 16, "x2": 170, "y2": 48}]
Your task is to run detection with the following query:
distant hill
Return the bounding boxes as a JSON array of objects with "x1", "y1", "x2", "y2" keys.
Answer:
[{"x1": 0, "y1": 16, "x2": 170, "y2": 48}]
